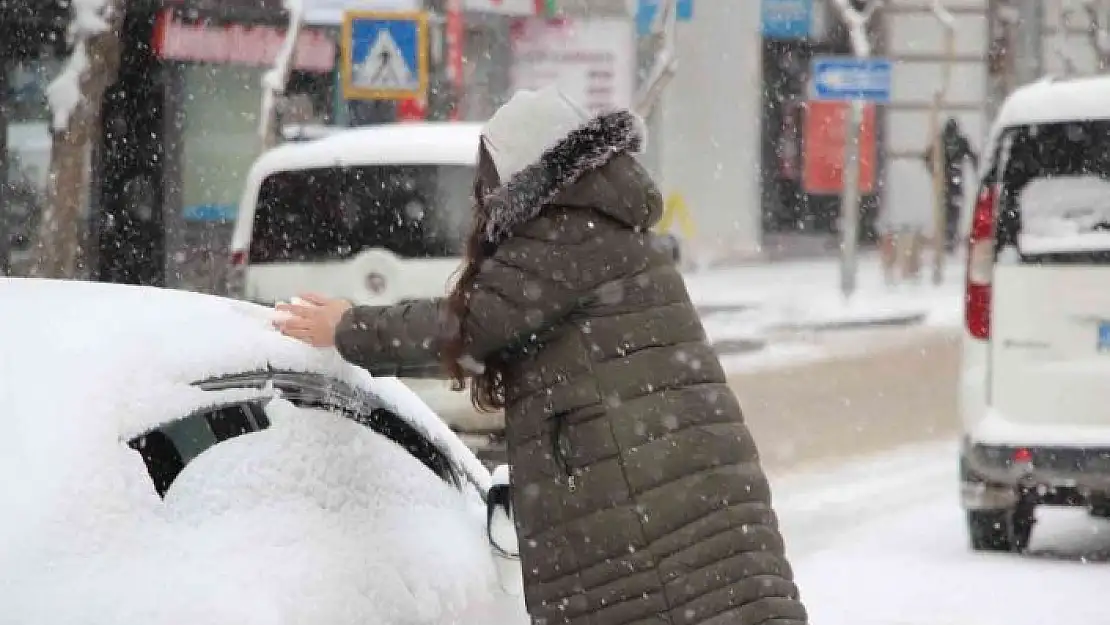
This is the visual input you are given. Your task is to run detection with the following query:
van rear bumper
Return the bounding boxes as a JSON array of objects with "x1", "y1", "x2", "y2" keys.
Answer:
[{"x1": 961, "y1": 441, "x2": 1110, "y2": 510}]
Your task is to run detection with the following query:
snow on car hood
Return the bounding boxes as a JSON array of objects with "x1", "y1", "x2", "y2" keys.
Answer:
[
  {"x1": 3, "y1": 399, "x2": 505, "y2": 624},
  {"x1": 0, "y1": 279, "x2": 506, "y2": 623}
]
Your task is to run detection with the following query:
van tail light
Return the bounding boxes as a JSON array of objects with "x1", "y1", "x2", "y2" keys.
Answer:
[
  {"x1": 965, "y1": 184, "x2": 997, "y2": 340},
  {"x1": 230, "y1": 250, "x2": 247, "y2": 267}
]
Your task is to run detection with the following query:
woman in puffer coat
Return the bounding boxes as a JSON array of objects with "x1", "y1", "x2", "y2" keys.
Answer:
[{"x1": 276, "y1": 86, "x2": 809, "y2": 625}]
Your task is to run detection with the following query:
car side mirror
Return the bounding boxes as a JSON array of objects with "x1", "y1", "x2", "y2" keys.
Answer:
[{"x1": 486, "y1": 464, "x2": 517, "y2": 558}]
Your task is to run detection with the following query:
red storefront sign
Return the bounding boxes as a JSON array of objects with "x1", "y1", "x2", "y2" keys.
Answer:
[
  {"x1": 152, "y1": 10, "x2": 336, "y2": 72},
  {"x1": 803, "y1": 100, "x2": 877, "y2": 196},
  {"x1": 445, "y1": 0, "x2": 466, "y2": 120}
]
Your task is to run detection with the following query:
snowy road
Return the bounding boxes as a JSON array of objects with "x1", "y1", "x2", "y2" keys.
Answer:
[
  {"x1": 773, "y1": 441, "x2": 1110, "y2": 625},
  {"x1": 729, "y1": 326, "x2": 961, "y2": 473}
]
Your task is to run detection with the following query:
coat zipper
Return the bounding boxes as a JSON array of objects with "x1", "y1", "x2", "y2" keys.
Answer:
[{"x1": 551, "y1": 414, "x2": 577, "y2": 492}]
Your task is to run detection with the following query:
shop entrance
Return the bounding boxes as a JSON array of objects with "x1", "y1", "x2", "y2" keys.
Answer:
[
  {"x1": 760, "y1": 27, "x2": 880, "y2": 258},
  {"x1": 96, "y1": 10, "x2": 166, "y2": 286}
]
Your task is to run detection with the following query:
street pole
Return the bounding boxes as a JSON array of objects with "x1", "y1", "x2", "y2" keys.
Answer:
[
  {"x1": 930, "y1": 1, "x2": 955, "y2": 286},
  {"x1": 1012, "y1": 0, "x2": 1043, "y2": 86},
  {"x1": 839, "y1": 98, "x2": 864, "y2": 299},
  {"x1": 830, "y1": 0, "x2": 880, "y2": 301}
]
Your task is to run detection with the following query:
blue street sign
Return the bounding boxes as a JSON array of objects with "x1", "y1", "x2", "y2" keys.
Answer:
[
  {"x1": 183, "y1": 203, "x2": 237, "y2": 222},
  {"x1": 341, "y1": 10, "x2": 428, "y2": 101},
  {"x1": 636, "y1": 0, "x2": 693, "y2": 37},
  {"x1": 812, "y1": 57, "x2": 893, "y2": 103},
  {"x1": 761, "y1": 0, "x2": 813, "y2": 39}
]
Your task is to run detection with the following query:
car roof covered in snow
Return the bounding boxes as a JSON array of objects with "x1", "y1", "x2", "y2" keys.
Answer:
[
  {"x1": 233, "y1": 122, "x2": 483, "y2": 252},
  {"x1": 993, "y1": 74, "x2": 1110, "y2": 131},
  {"x1": 249, "y1": 122, "x2": 483, "y2": 179},
  {"x1": 0, "y1": 278, "x2": 490, "y2": 489}
]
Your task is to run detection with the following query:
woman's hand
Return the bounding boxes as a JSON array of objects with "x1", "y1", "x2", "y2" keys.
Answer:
[{"x1": 274, "y1": 293, "x2": 353, "y2": 348}]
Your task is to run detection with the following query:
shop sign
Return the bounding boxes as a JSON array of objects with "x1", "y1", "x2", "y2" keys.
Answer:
[
  {"x1": 463, "y1": 0, "x2": 540, "y2": 15},
  {"x1": 803, "y1": 100, "x2": 877, "y2": 196},
  {"x1": 304, "y1": 0, "x2": 421, "y2": 25},
  {"x1": 153, "y1": 11, "x2": 336, "y2": 72},
  {"x1": 509, "y1": 17, "x2": 635, "y2": 114}
]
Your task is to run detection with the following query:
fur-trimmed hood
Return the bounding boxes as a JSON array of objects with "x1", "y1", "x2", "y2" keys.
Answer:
[{"x1": 480, "y1": 108, "x2": 656, "y2": 244}]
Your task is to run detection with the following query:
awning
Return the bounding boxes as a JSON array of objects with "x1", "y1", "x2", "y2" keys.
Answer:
[{"x1": 159, "y1": 0, "x2": 419, "y2": 26}]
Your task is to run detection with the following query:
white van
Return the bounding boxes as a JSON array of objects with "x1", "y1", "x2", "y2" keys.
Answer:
[
  {"x1": 960, "y1": 75, "x2": 1110, "y2": 553},
  {"x1": 229, "y1": 122, "x2": 484, "y2": 424}
]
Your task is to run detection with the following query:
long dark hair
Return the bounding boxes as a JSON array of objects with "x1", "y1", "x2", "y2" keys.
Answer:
[{"x1": 442, "y1": 139, "x2": 506, "y2": 412}]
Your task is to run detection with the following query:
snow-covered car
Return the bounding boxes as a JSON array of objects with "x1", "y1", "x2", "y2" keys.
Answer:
[
  {"x1": 227, "y1": 122, "x2": 483, "y2": 426},
  {"x1": 0, "y1": 278, "x2": 526, "y2": 625},
  {"x1": 959, "y1": 74, "x2": 1110, "y2": 553}
]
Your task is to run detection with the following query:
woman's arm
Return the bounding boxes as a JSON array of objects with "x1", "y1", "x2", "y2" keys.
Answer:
[
  {"x1": 334, "y1": 298, "x2": 449, "y2": 378},
  {"x1": 333, "y1": 236, "x2": 582, "y2": 378}
]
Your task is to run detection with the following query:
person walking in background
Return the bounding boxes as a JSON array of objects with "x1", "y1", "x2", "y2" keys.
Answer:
[
  {"x1": 275, "y1": 86, "x2": 809, "y2": 625},
  {"x1": 924, "y1": 117, "x2": 980, "y2": 252}
]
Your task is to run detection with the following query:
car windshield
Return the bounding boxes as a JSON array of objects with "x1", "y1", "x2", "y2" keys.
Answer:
[
  {"x1": 248, "y1": 164, "x2": 475, "y2": 263},
  {"x1": 998, "y1": 120, "x2": 1110, "y2": 260}
]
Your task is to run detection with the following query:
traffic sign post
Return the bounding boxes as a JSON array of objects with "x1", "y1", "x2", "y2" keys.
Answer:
[
  {"x1": 811, "y1": 56, "x2": 892, "y2": 300},
  {"x1": 341, "y1": 11, "x2": 429, "y2": 102}
]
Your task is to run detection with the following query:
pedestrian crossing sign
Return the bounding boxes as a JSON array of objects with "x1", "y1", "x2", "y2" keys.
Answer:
[{"x1": 341, "y1": 10, "x2": 429, "y2": 101}]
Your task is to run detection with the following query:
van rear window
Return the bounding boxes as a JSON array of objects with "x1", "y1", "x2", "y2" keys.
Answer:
[
  {"x1": 998, "y1": 121, "x2": 1110, "y2": 262},
  {"x1": 249, "y1": 164, "x2": 475, "y2": 263}
]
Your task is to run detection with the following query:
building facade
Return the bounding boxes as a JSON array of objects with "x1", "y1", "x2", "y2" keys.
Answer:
[
  {"x1": 880, "y1": 0, "x2": 989, "y2": 242},
  {"x1": 0, "y1": 2, "x2": 67, "y2": 276}
]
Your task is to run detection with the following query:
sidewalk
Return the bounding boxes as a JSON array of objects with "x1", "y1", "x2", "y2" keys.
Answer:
[{"x1": 684, "y1": 252, "x2": 964, "y2": 352}]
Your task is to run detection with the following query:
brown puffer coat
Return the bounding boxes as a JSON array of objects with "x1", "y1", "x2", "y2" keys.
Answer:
[{"x1": 334, "y1": 110, "x2": 808, "y2": 625}]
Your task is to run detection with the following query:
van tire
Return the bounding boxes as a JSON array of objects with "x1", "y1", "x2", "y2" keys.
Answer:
[{"x1": 967, "y1": 507, "x2": 1034, "y2": 553}]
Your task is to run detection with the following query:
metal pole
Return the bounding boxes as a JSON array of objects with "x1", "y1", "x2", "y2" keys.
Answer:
[
  {"x1": 839, "y1": 98, "x2": 864, "y2": 299},
  {"x1": 0, "y1": 61, "x2": 9, "y2": 277},
  {"x1": 931, "y1": 16, "x2": 956, "y2": 285},
  {"x1": 1012, "y1": 0, "x2": 1043, "y2": 86}
]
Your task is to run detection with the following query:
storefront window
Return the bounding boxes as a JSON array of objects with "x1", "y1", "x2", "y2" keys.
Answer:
[
  {"x1": 181, "y1": 63, "x2": 266, "y2": 225},
  {"x1": 4, "y1": 57, "x2": 60, "y2": 271}
]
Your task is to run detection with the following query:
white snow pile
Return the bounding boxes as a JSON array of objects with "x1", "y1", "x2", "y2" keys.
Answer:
[
  {"x1": 1018, "y1": 176, "x2": 1110, "y2": 254},
  {"x1": 3, "y1": 401, "x2": 514, "y2": 624},
  {"x1": 0, "y1": 279, "x2": 521, "y2": 624}
]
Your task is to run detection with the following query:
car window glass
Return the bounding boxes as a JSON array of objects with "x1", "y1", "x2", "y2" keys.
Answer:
[
  {"x1": 249, "y1": 164, "x2": 475, "y2": 264},
  {"x1": 129, "y1": 401, "x2": 271, "y2": 498},
  {"x1": 999, "y1": 121, "x2": 1110, "y2": 261}
]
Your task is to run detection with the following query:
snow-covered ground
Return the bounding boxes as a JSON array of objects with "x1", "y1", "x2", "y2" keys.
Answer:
[
  {"x1": 686, "y1": 252, "x2": 964, "y2": 333},
  {"x1": 773, "y1": 441, "x2": 1110, "y2": 625},
  {"x1": 688, "y1": 253, "x2": 964, "y2": 369}
]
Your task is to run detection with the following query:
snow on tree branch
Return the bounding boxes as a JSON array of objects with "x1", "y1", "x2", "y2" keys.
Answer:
[
  {"x1": 634, "y1": 0, "x2": 679, "y2": 118},
  {"x1": 1080, "y1": 0, "x2": 1110, "y2": 68},
  {"x1": 929, "y1": 0, "x2": 956, "y2": 98},
  {"x1": 46, "y1": 0, "x2": 113, "y2": 131},
  {"x1": 929, "y1": 0, "x2": 955, "y2": 29},
  {"x1": 260, "y1": 0, "x2": 305, "y2": 145},
  {"x1": 830, "y1": 0, "x2": 884, "y2": 57}
]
